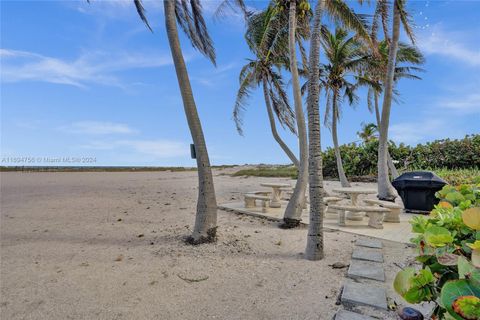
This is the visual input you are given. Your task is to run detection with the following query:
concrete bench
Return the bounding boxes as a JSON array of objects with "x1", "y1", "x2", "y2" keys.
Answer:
[
  {"x1": 280, "y1": 187, "x2": 293, "y2": 200},
  {"x1": 328, "y1": 205, "x2": 391, "y2": 229},
  {"x1": 247, "y1": 190, "x2": 272, "y2": 197},
  {"x1": 244, "y1": 194, "x2": 271, "y2": 213},
  {"x1": 281, "y1": 189, "x2": 308, "y2": 209},
  {"x1": 364, "y1": 199, "x2": 402, "y2": 223},
  {"x1": 323, "y1": 196, "x2": 343, "y2": 216}
]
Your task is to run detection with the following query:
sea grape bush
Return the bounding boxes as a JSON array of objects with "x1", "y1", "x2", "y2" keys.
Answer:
[
  {"x1": 322, "y1": 134, "x2": 480, "y2": 179},
  {"x1": 394, "y1": 184, "x2": 480, "y2": 319}
]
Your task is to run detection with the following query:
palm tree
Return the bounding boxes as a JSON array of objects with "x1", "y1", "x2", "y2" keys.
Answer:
[
  {"x1": 361, "y1": 39, "x2": 424, "y2": 179},
  {"x1": 280, "y1": 0, "x2": 312, "y2": 228},
  {"x1": 357, "y1": 122, "x2": 378, "y2": 144},
  {"x1": 319, "y1": 27, "x2": 370, "y2": 187},
  {"x1": 279, "y1": 0, "x2": 372, "y2": 227},
  {"x1": 133, "y1": 0, "x2": 218, "y2": 244},
  {"x1": 377, "y1": 0, "x2": 416, "y2": 200},
  {"x1": 233, "y1": 7, "x2": 299, "y2": 167},
  {"x1": 305, "y1": 0, "x2": 324, "y2": 260},
  {"x1": 304, "y1": 0, "x2": 372, "y2": 257}
]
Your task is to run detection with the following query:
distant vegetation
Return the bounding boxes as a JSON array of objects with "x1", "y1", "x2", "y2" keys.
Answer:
[
  {"x1": 232, "y1": 166, "x2": 479, "y2": 185},
  {"x1": 0, "y1": 165, "x2": 238, "y2": 172},
  {"x1": 233, "y1": 135, "x2": 480, "y2": 185},
  {"x1": 0, "y1": 166, "x2": 196, "y2": 172}
]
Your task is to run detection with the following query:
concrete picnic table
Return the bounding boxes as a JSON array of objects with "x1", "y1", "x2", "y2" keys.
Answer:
[
  {"x1": 332, "y1": 187, "x2": 377, "y2": 220},
  {"x1": 260, "y1": 182, "x2": 291, "y2": 208}
]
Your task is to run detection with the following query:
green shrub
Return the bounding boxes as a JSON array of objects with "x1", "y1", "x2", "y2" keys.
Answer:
[
  {"x1": 322, "y1": 135, "x2": 479, "y2": 180},
  {"x1": 435, "y1": 168, "x2": 480, "y2": 185},
  {"x1": 394, "y1": 184, "x2": 480, "y2": 319}
]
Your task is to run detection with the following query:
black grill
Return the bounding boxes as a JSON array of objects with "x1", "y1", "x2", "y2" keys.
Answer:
[{"x1": 392, "y1": 171, "x2": 447, "y2": 214}]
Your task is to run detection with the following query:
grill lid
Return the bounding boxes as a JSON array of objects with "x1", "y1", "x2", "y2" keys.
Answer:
[{"x1": 392, "y1": 171, "x2": 447, "y2": 189}]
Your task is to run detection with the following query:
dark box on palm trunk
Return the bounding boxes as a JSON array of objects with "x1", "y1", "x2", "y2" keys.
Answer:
[{"x1": 392, "y1": 171, "x2": 447, "y2": 214}]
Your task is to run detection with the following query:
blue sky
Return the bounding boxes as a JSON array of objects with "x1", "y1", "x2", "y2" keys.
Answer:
[{"x1": 1, "y1": 0, "x2": 479, "y2": 166}]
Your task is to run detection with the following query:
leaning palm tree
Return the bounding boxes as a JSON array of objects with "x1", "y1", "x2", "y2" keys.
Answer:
[
  {"x1": 376, "y1": 0, "x2": 416, "y2": 200},
  {"x1": 133, "y1": 0, "x2": 219, "y2": 244},
  {"x1": 263, "y1": 0, "x2": 311, "y2": 228},
  {"x1": 233, "y1": 7, "x2": 299, "y2": 167},
  {"x1": 320, "y1": 27, "x2": 370, "y2": 187},
  {"x1": 361, "y1": 39, "x2": 424, "y2": 178}
]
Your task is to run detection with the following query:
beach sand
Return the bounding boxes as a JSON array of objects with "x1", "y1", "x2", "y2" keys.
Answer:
[{"x1": 0, "y1": 168, "x2": 414, "y2": 319}]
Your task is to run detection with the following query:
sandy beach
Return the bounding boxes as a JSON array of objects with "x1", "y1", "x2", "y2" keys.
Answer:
[{"x1": 0, "y1": 168, "x2": 414, "y2": 319}]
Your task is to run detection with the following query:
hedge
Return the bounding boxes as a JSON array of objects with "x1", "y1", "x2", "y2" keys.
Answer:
[{"x1": 322, "y1": 134, "x2": 480, "y2": 178}]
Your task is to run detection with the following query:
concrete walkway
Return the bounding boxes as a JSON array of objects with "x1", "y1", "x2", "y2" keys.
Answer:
[{"x1": 335, "y1": 237, "x2": 389, "y2": 319}]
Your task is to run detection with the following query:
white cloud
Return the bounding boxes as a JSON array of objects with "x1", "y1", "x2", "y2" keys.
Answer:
[
  {"x1": 71, "y1": 0, "x2": 163, "y2": 19},
  {"x1": 60, "y1": 121, "x2": 136, "y2": 135},
  {"x1": 389, "y1": 119, "x2": 446, "y2": 145},
  {"x1": 0, "y1": 48, "x2": 174, "y2": 88},
  {"x1": 438, "y1": 93, "x2": 480, "y2": 114},
  {"x1": 81, "y1": 139, "x2": 189, "y2": 158},
  {"x1": 118, "y1": 139, "x2": 189, "y2": 158},
  {"x1": 419, "y1": 25, "x2": 480, "y2": 67},
  {"x1": 191, "y1": 61, "x2": 239, "y2": 87}
]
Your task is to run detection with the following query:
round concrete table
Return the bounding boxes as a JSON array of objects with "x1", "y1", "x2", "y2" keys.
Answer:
[
  {"x1": 332, "y1": 187, "x2": 377, "y2": 220},
  {"x1": 260, "y1": 182, "x2": 291, "y2": 208}
]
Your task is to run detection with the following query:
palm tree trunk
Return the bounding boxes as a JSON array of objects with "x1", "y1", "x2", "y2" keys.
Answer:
[
  {"x1": 282, "y1": 0, "x2": 309, "y2": 228},
  {"x1": 263, "y1": 79, "x2": 299, "y2": 167},
  {"x1": 164, "y1": 0, "x2": 217, "y2": 243},
  {"x1": 332, "y1": 92, "x2": 350, "y2": 187},
  {"x1": 374, "y1": 92, "x2": 399, "y2": 179},
  {"x1": 305, "y1": 0, "x2": 325, "y2": 261},
  {"x1": 377, "y1": 0, "x2": 400, "y2": 201}
]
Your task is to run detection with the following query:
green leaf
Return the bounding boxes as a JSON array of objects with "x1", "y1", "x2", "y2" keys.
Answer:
[
  {"x1": 467, "y1": 240, "x2": 480, "y2": 250},
  {"x1": 463, "y1": 208, "x2": 480, "y2": 230},
  {"x1": 452, "y1": 295, "x2": 480, "y2": 319},
  {"x1": 446, "y1": 192, "x2": 465, "y2": 204},
  {"x1": 440, "y1": 280, "x2": 480, "y2": 320},
  {"x1": 458, "y1": 256, "x2": 476, "y2": 279},
  {"x1": 425, "y1": 226, "x2": 454, "y2": 247},
  {"x1": 410, "y1": 268, "x2": 435, "y2": 287},
  {"x1": 394, "y1": 267, "x2": 415, "y2": 296},
  {"x1": 404, "y1": 286, "x2": 431, "y2": 304}
]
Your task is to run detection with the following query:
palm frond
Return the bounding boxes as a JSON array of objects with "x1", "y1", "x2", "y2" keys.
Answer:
[
  {"x1": 396, "y1": 0, "x2": 415, "y2": 44},
  {"x1": 175, "y1": 0, "x2": 216, "y2": 65},
  {"x1": 214, "y1": 0, "x2": 250, "y2": 20},
  {"x1": 324, "y1": 0, "x2": 372, "y2": 46},
  {"x1": 134, "y1": 0, "x2": 153, "y2": 32},
  {"x1": 233, "y1": 69, "x2": 256, "y2": 135},
  {"x1": 269, "y1": 84, "x2": 297, "y2": 135}
]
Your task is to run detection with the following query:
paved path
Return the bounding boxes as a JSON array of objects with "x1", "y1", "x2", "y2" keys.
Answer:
[{"x1": 334, "y1": 237, "x2": 390, "y2": 319}]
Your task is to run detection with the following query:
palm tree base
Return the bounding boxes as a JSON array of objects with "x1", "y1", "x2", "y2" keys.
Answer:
[
  {"x1": 279, "y1": 218, "x2": 302, "y2": 229},
  {"x1": 185, "y1": 227, "x2": 217, "y2": 245}
]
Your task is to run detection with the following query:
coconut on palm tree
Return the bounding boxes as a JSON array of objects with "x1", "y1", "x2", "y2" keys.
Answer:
[{"x1": 133, "y1": 0, "x2": 219, "y2": 244}]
